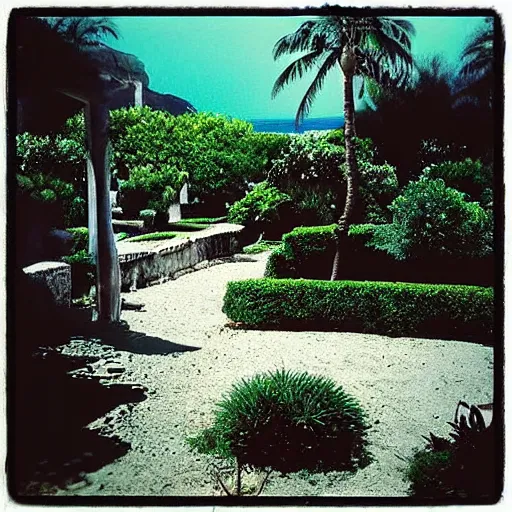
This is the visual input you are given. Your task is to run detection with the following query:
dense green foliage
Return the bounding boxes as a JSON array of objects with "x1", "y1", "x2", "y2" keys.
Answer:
[
  {"x1": 264, "y1": 225, "x2": 336, "y2": 279},
  {"x1": 266, "y1": 131, "x2": 399, "y2": 225},
  {"x1": 66, "y1": 226, "x2": 89, "y2": 253},
  {"x1": 243, "y1": 240, "x2": 282, "y2": 254},
  {"x1": 63, "y1": 108, "x2": 288, "y2": 217},
  {"x1": 188, "y1": 369, "x2": 370, "y2": 473},
  {"x1": 223, "y1": 279, "x2": 493, "y2": 342},
  {"x1": 168, "y1": 222, "x2": 209, "y2": 231},
  {"x1": 356, "y1": 53, "x2": 494, "y2": 184},
  {"x1": 227, "y1": 182, "x2": 292, "y2": 231},
  {"x1": 127, "y1": 231, "x2": 180, "y2": 242},
  {"x1": 369, "y1": 177, "x2": 493, "y2": 260},
  {"x1": 264, "y1": 221, "x2": 493, "y2": 286},
  {"x1": 16, "y1": 132, "x2": 87, "y2": 227},
  {"x1": 420, "y1": 158, "x2": 493, "y2": 206},
  {"x1": 62, "y1": 227, "x2": 94, "y2": 298},
  {"x1": 405, "y1": 402, "x2": 496, "y2": 500},
  {"x1": 180, "y1": 217, "x2": 227, "y2": 224}
]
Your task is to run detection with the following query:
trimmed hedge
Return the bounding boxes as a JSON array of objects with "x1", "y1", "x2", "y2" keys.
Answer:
[
  {"x1": 264, "y1": 223, "x2": 494, "y2": 287},
  {"x1": 127, "y1": 232, "x2": 180, "y2": 242},
  {"x1": 223, "y1": 279, "x2": 493, "y2": 342}
]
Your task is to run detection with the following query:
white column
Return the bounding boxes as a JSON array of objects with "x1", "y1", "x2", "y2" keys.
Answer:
[
  {"x1": 134, "y1": 80, "x2": 143, "y2": 107},
  {"x1": 85, "y1": 102, "x2": 121, "y2": 322}
]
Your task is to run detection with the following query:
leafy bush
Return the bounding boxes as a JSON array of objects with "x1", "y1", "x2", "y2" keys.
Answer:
[
  {"x1": 180, "y1": 217, "x2": 227, "y2": 224},
  {"x1": 420, "y1": 158, "x2": 493, "y2": 206},
  {"x1": 188, "y1": 369, "x2": 370, "y2": 473},
  {"x1": 268, "y1": 130, "x2": 399, "y2": 225},
  {"x1": 223, "y1": 279, "x2": 493, "y2": 342},
  {"x1": 227, "y1": 182, "x2": 292, "y2": 229},
  {"x1": 405, "y1": 401, "x2": 497, "y2": 500},
  {"x1": 243, "y1": 240, "x2": 282, "y2": 254},
  {"x1": 62, "y1": 249, "x2": 95, "y2": 299},
  {"x1": 118, "y1": 162, "x2": 187, "y2": 218},
  {"x1": 369, "y1": 177, "x2": 493, "y2": 260},
  {"x1": 16, "y1": 132, "x2": 88, "y2": 228},
  {"x1": 66, "y1": 227, "x2": 89, "y2": 253},
  {"x1": 127, "y1": 231, "x2": 180, "y2": 243},
  {"x1": 267, "y1": 132, "x2": 344, "y2": 226},
  {"x1": 264, "y1": 225, "x2": 336, "y2": 279}
]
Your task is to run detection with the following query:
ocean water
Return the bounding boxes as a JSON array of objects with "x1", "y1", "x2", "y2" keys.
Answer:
[{"x1": 249, "y1": 116, "x2": 344, "y2": 134}]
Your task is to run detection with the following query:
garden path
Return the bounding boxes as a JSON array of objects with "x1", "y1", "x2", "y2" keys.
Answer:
[{"x1": 58, "y1": 251, "x2": 494, "y2": 497}]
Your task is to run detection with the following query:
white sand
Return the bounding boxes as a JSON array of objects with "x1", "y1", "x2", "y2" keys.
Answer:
[{"x1": 58, "y1": 251, "x2": 494, "y2": 497}]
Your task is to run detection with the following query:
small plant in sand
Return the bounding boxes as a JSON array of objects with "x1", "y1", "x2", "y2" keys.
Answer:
[
  {"x1": 404, "y1": 400, "x2": 496, "y2": 500},
  {"x1": 187, "y1": 369, "x2": 371, "y2": 495}
]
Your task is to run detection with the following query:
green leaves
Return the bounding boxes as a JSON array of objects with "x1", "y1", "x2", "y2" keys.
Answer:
[
  {"x1": 223, "y1": 278, "x2": 494, "y2": 342},
  {"x1": 188, "y1": 369, "x2": 370, "y2": 473},
  {"x1": 368, "y1": 177, "x2": 493, "y2": 260},
  {"x1": 227, "y1": 182, "x2": 291, "y2": 226}
]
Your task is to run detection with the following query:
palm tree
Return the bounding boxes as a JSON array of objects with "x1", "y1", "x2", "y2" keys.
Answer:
[
  {"x1": 42, "y1": 16, "x2": 119, "y2": 47},
  {"x1": 272, "y1": 15, "x2": 415, "y2": 279},
  {"x1": 457, "y1": 18, "x2": 494, "y2": 108}
]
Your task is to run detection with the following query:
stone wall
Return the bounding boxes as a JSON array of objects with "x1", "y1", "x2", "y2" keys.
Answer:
[
  {"x1": 23, "y1": 261, "x2": 72, "y2": 307},
  {"x1": 117, "y1": 223, "x2": 244, "y2": 291}
]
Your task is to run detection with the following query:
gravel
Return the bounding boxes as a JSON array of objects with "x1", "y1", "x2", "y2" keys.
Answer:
[{"x1": 57, "y1": 251, "x2": 494, "y2": 497}]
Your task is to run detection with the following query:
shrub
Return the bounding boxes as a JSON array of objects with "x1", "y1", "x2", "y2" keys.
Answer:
[
  {"x1": 268, "y1": 131, "x2": 399, "y2": 226},
  {"x1": 227, "y1": 182, "x2": 292, "y2": 229},
  {"x1": 369, "y1": 177, "x2": 493, "y2": 260},
  {"x1": 66, "y1": 227, "x2": 89, "y2": 254},
  {"x1": 68, "y1": 108, "x2": 271, "y2": 217},
  {"x1": 268, "y1": 132, "x2": 344, "y2": 226},
  {"x1": 243, "y1": 240, "x2": 282, "y2": 254},
  {"x1": 420, "y1": 158, "x2": 493, "y2": 206},
  {"x1": 16, "y1": 131, "x2": 88, "y2": 228},
  {"x1": 127, "y1": 232, "x2": 180, "y2": 243},
  {"x1": 405, "y1": 401, "x2": 497, "y2": 500},
  {"x1": 62, "y1": 249, "x2": 95, "y2": 299},
  {"x1": 264, "y1": 225, "x2": 337, "y2": 279},
  {"x1": 180, "y1": 217, "x2": 227, "y2": 224},
  {"x1": 187, "y1": 369, "x2": 370, "y2": 474},
  {"x1": 118, "y1": 163, "x2": 187, "y2": 218},
  {"x1": 223, "y1": 279, "x2": 493, "y2": 342},
  {"x1": 263, "y1": 244, "x2": 297, "y2": 279}
]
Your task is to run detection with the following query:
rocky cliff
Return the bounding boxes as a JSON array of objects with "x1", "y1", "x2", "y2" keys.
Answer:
[{"x1": 15, "y1": 18, "x2": 196, "y2": 134}]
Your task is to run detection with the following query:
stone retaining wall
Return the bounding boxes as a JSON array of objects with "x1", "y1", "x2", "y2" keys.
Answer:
[
  {"x1": 117, "y1": 223, "x2": 244, "y2": 291},
  {"x1": 23, "y1": 261, "x2": 72, "y2": 307}
]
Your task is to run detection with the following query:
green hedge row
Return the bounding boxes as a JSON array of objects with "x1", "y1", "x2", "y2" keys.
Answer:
[
  {"x1": 264, "y1": 223, "x2": 494, "y2": 287},
  {"x1": 223, "y1": 279, "x2": 493, "y2": 342}
]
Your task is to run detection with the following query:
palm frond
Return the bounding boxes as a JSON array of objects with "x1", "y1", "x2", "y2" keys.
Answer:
[
  {"x1": 271, "y1": 49, "x2": 325, "y2": 98},
  {"x1": 294, "y1": 51, "x2": 340, "y2": 129},
  {"x1": 272, "y1": 20, "x2": 317, "y2": 60}
]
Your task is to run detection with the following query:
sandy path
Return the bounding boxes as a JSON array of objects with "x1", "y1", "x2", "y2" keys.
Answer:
[{"x1": 58, "y1": 252, "x2": 494, "y2": 497}]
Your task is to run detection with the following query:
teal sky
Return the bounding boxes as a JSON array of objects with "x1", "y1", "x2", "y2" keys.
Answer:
[{"x1": 106, "y1": 15, "x2": 487, "y2": 121}]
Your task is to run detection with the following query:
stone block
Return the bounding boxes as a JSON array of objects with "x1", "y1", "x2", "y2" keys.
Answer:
[{"x1": 23, "y1": 261, "x2": 72, "y2": 307}]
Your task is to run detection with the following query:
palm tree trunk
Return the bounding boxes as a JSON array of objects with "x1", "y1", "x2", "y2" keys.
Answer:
[
  {"x1": 331, "y1": 68, "x2": 358, "y2": 281},
  {"x1": 85, "y1": 102, "x2": 121, "y2": 322}
]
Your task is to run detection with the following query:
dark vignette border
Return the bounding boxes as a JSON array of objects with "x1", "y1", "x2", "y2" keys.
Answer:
[{"x1": 5, "y1": 3, "x2": 505, "y2": 507}]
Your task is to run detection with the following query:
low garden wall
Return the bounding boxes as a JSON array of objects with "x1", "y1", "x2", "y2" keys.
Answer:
[
  {"x1": 117, "y1": 223, "x2": 244, "y2": 291},
  {"x1": 23, "y1": 261, "x2": 72, "y2": 307}
]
